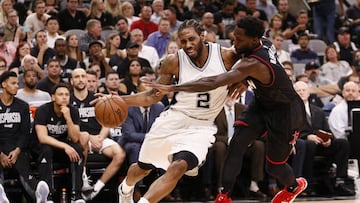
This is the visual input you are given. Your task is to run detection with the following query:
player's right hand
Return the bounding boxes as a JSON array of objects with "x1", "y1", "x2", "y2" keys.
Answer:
[{"x1": 64, "y1": 146, "x2": 80, "y2": 162}]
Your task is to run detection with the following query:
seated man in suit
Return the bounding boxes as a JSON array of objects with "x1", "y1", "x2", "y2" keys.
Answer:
[
  {"x1": 213, "y1": 96, "x2": 267, "y2": 199},
  {"x1": 294, "y1": 81, "x2": 354, "y2": 196},
  {"x1": 120, "y1": 71, "x2": 165, "y2": 200}
]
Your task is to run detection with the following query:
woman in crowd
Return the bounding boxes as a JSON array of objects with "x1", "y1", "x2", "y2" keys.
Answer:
[
  {"x1": 9, "y1": 41, "x2": 31, "y2": 71},
  {"x1": 104, "y1": 0, "x2": 122, "y2": 19},
  {"x1": 88, "y1": 0, "x2": 114, "y2": 29},
  {"x1": 121, "y1": 2, "x2": 139, "y2": 29},
  {"x1": 264, "y1": 14, "x2": 284, "y2": 39},
  {"x1": 320, "y1": 45, "x2": 352, "y2": 84},
  {"x1": 119, "y1": 58, "x2": 142, "y2": 95},
  {"x1": 103, "y1": 32, "x2": 125, "y2": 58},
  {"x1": 66, "y1": 34, "x2": 85, "y2": 68}
]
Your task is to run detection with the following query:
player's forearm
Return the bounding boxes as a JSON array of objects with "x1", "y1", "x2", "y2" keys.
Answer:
[
  {"x1": 173, "y1": 76, "x2": 219, "y2": 92},
  {"x1": 122, "y1": 89, "x2": 163, "y2": 107},
  {"x1": 67, "y1": 122, "x2": 80, "y2": 143}
]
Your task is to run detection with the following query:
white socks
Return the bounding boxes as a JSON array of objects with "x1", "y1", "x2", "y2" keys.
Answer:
[
  {"x1": 121, "y1": 178, "x2": 134, "y2": 194},
  {"x1": 249, "y1": 180, "x2": 260, "y2": 192},
  {"x1": 94, "y1": 180, "x2": 105, "y2": 192},
  {"x1": 138, "y1": 197, "x2": 149, "y2": 203}
]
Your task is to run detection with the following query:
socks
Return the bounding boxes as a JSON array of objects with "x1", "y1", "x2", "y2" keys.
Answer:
[
  {"x1": 121, "y1": 178, "x2": 134, "y2": 194},
  {"x1": 249, "y1": 180, "x2": 260, "y2": 192},
  {"x1": 94, "y1": 180, "x2": 105, "y2": 192},
  {"x1": 137, "y1": 197, "x2": 149, "y2": 203},
  {"x1": 82, "y1": 167, "x2": 87, "y2": 179}
]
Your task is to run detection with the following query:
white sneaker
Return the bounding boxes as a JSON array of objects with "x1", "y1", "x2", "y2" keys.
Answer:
[
  {"x1": 82, "y1": 188, "x2": 100, "y2": 200},
  {"x1": 118, "y1": 183, "x2": 134, "y2": 203},
  {"x1": 0, "y1": 184, "x2": 9, "y2": 203},
  {"x1": 82, "y1": 175, "x2": 93, "y2": 192},
  {"x1": 71, "y1": 199, "x2": 86, "y2": 203},
  {"x1": 35, "y1": 181, "x2": 50, "y2": 203}
]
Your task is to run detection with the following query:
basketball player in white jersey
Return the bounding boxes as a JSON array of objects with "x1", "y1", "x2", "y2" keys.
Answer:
[{"x1": 105, "y1": 19, "x2": 238, "y2": 203}]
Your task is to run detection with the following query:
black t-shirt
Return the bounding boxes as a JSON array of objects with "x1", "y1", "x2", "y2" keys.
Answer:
[
  {"x1": 34, "y1": 102, "x2": 80, "y2": 140},
  {"x1": 0, "y1": 97, "x2": 30, "y2": 151},
  {"x1": 70, "y1": 91, "x2": 102, "y2": 135}
]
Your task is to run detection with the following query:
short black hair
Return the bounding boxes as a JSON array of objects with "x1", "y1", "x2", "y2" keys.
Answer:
[
  {"x1": 236, "y1": 16, "x2": 264, "y2": 38},
  {"x1": 0, "y1": 71, "x2": 17, "y2": 87},
  {"x1": 178, "y1": 19, "x2": 204, "y2": 36},
  {"x1": 51, "y1": 83, "x2": 70, "y2": 95}
]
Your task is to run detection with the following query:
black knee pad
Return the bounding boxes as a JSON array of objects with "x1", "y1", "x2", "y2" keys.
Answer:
[
  {"x1": 138, "y1": 161, "x2": 156, "y2": 170},
  {"x1": 172, "y1": 151, "x2": 198, "y2": 170}
]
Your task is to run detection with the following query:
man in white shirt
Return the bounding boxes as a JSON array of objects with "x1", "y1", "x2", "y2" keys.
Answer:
[{"x1": 24, "y1": 0, "x2": 50, "y2": 34}]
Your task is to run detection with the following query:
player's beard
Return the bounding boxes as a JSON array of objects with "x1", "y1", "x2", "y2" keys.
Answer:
[{"x1": 74, "y1": 84, "x2": 86, "y2": 91}]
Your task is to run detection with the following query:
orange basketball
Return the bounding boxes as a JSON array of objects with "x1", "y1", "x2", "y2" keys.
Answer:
[{"x1": 95, "y1": 95, "x2": 128, "y2": 128}]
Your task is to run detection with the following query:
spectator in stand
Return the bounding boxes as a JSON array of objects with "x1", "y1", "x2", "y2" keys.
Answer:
[
  {"x1": 45, "y1": 17, "x2": 60, "y2": 48},
  {"x1": 44, "y1": 0, "x2": 59, "y2": 17},
  {"x1": 264, "y1": 14, "x2": 283, "y2": 40},
  {"x1": 224, "y1": 6, "x2": 248, "y2": 41},
  {"x1": 245, "y1": 0, "x2": 268, "y2": 28},
  {"x1": 111, "y1": 40, "x2": 151, "y2": 78},
  {"x1": 103, "y1": 71, "x2": 124, "y2": 95},
  {"x1": 66, "y1": 34, "x2": 85, "y2": 68},
  {"x1": 57, "y1": 0, "x2": 87, "y2": 32},
  {"x1": 34, "y1": 83, "x2": 85, "y2": 202},
  {"x1": 88, "y1": 63, "x2": 106, "y2": 92},
  {"x1": 213, "y1": 0, "x2": 235, "y2": 39},
  {"x1": 116, "y1": 16, "x2": 131, "y2": 50},
  {"x1": 79, "y1": 19, "x2": 104, "y2": 55},
  {"x1": 86, "y1": 69, "x2": 100, "y2": 93},
  {"x1": 83, "y1": 40, "x2": 112, "y2": 79},
  {"x1": 0, "y1": 56, "x2": 7, "y2": 76},
  {"x1": 257, "y1": 0, "x2": 277, "y2": 20},
  {"x1": 284, "y1": 9, "x2": 314, "y2": 44},
  {"x1": 290, "y1": 33, "x2": 320, "y2": 64},
  {"x1": 70, "y1": 68, "x2": 126, "y2": 200},
  {"x1": 119, "y1": 58, "x2": 142, "y2": 95},
  {"x1": 130, "y1": 29, "x2": 159, "y2": 70},
  {"x1": 53, "y1": 38, "x2": 81, "y2": 81},
  {"x1": 120, "y1": 2, "x2": 139, "y2": 29},
  {"x1": 311, "y1": 0, "x2": 344, "y2": 44},
  {"x1": 0, "y1": 0, "x2": 13, "y2": 27},
  {"x1": 329, "y1": 81, "x2": 360, "y2": 140},
  {"x1": 130, "y1": 6, "x2": 158, "y2": 41},
  {"x1": 87, "y1": 0, "x2": 114, "y2": 30},
  {"x1": 0, "y1": 71, "x2": 52, "y2": 203},
  {"x1": 8, "y1": 41, "x2": 31, "y2": 72},
  {"x1": 31, "y1": 30, "x2": 56, "y2": 68},
  {"x1": 283, "y1": 60, "x2": 295, "y2": 83},
  {"x1": 36, "y1": 59, "x2": 65, "y2": 94},
  {"x1": 16, "y1": 55, "x2": 45, "y2": 88},
  {"x1": 294, "y1": 80, "x2": 354, "y2": 197},
  {"x1": 2, "y1": 9, "x2": 25, "y2": 43},
  {"x1": 277, "y1": 0, "x2": 296, "y2": 31},
  {"x1": 24, "y1": 0, "x2": 50, "y2": 34},
  {"x1": 151, "y1": 0, "x2": 165, "y2": 24},
  {"x1": 338, "y1": 59, "x2": 360, "y2": 91},
  {"x1": 16, "y1": 68, "x2": 51, "y2": 106},
  {"x1": 346, "y1": 0, "x2": 360, "y2": 39},
  {"x1": 0, "y1": 27, "x2": 16, "y2": 68},
  {"x1": 320, "y1": 45, "x2": 352, "y2": 84},
  {"x1": 146, "y1": 18, "x2": 172, "y2": 58},
  {"x1": 103, "y1": 33, "x2": 125, "y2": 58},
  {"x1": 200, "y1": 12, "x2": 218, "y2": 36},
  {"x1": 163, "y1": 7, "x2": 182, "y2": 34},
  {"x1": 304, "y1": 61, "x2": 332, "y2": 88},
  {"x1": 169, "y1": 0, "x2": 189, "y2": 21},
  {"x1": 272, "y1": 32, "x2": 290, "y2": 63},
  {"x1": 333, "y1": 26, "x2": 358, "y2": 65},
  {"x1": 104, "y1": 0, "x2": 122, "y2": 19}
]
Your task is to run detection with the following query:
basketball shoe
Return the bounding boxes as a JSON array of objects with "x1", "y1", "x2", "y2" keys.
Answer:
[
  {"x1": 0, "y1": 184, "x2": 9, "y2": 203},
  {"x1": 118, "y1": 183, "x2": 134, "y2": 203},
  {"x1": 214, "y1": 192, "x2": 232, "y2": 203},
  {"x1": 271, "y1": 177, "x2": 307, "y2": 203}
]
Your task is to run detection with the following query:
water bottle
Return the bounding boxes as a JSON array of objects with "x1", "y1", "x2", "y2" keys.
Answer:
[{"x1": 60, "y1": 188, "x2": 67, "y2": 203}]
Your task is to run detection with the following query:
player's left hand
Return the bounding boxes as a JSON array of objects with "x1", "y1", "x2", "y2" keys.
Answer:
[
  {"x1": 8, "y1": 148, "x2": 20, "y2": 165},
  {"x1": 228, "y1": 82, "x2": 247, "y2": 100}
]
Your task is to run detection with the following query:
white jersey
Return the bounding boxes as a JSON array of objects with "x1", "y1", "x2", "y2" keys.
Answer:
[{"x1": 171, "y1": 42, "x2": 228, "y2": 121}]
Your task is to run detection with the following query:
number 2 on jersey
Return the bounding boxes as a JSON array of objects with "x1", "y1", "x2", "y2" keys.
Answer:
[{"x1": 197, "y1": 93, "x2": 210, "y2": 108}]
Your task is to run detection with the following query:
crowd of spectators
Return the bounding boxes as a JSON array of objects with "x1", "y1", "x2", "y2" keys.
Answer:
[{"x1": 0, "y1": 0, "x2": 360, "y2": 202}]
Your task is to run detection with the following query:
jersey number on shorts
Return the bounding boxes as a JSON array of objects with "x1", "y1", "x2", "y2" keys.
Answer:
[{"x1": 197, "y1": 93, "x2": 210, "y2": 108}]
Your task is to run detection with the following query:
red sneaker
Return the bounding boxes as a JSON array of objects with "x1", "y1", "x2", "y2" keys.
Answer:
[
  {"x1": 271, "y1": 177, "x2": 307, "y2": 203},
  {"x1": 214, "y1": 192, "x2": 232, "y2": 203}
]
